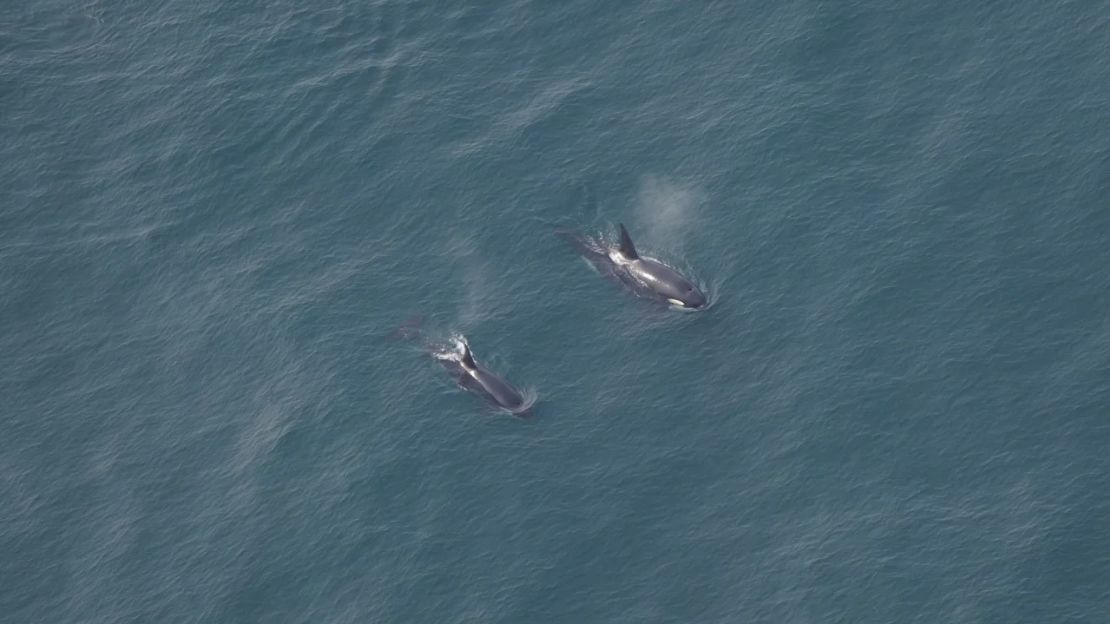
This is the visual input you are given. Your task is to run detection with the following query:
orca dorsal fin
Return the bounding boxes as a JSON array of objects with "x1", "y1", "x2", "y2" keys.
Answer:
[
  {"x1": 617, "y1": 223, "x2": 639, "y2": 260},
  {"x1": 458, "y1": 339, "x2": 478, "y2": 370}
]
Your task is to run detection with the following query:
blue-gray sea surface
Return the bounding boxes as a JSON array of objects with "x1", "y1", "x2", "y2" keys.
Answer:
[{"x1": 3, "y1": 1, "x2": 1109, "y2": 622}]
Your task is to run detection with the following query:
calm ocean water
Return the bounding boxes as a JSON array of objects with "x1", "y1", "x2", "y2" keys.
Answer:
[{"x1": 3, "y1": 1, "x2": 1109, "y2": 622}]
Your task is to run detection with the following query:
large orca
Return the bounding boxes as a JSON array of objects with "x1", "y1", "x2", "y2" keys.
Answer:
[
  {"x1": 434, "y1": 336, "x2": 530, "y2": 415},
  {"x1": 559, "y1": 223, "x2": 707, "y2": 309}
]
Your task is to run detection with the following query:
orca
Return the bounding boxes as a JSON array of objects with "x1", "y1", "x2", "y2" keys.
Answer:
[
  {"x1": 558, "y1": 223, "x2": 707, "y2": 309},
  {"x1": 434, "y1": 336, "x2": 530, "y2": 415}
]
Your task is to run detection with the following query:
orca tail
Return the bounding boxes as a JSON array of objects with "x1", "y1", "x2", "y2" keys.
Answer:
[{"x1": 617, "y1": 223, "x2": 639, "y2": 259}]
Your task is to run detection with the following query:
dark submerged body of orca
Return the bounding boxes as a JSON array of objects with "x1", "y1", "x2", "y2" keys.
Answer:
[
  {"x1": 558, "y1": 223, "x2": 707, "y2": 309},
  {"x1": 436, "y1": 338, "x2": 529, "y2": 415}
]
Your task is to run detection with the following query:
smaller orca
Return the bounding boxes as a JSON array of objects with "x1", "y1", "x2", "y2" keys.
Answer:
[
  {"x1": 434, "y1": 336, "x2": 530, "y2": 415},
  {"x1": 558, "y1": 223, "x2": 707, "y2": 309}
]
